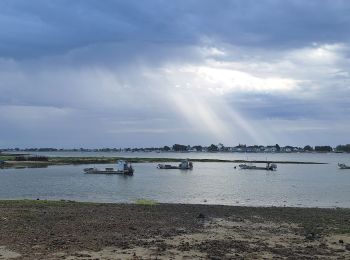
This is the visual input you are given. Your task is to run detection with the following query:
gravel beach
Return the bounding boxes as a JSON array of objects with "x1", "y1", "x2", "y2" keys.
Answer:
[{"x1": 0, "y1": 200, "x2": 349, "y2": 259}]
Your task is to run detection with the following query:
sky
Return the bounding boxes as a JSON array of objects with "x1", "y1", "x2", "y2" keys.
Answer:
[{"x1": 0, "y1": 0, "x2": 350, "y2": 148}]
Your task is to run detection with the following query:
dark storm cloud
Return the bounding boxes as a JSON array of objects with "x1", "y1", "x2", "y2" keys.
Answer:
[
  {"x1": 0, "y1": 0, "x2": 350, "y2": 147},
  {"x1": 227, "y1": 93, "x2": 350, "y2": 121},
  {"x1": 1, "y1": 0, "x2": 350, "y2": 59}
]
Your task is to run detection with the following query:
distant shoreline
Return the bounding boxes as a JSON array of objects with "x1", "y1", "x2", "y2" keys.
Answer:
[{"x1": 0, "y1": 154, "x2": 327, "y2": 169}]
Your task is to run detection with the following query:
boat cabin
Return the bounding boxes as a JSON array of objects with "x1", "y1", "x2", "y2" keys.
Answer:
[
  {"x1": 179, "y1": 159, "x2": 193, "y2": 169},
  {"x1": 117, "y1": 160, "x2": 133, "y2": 172}
]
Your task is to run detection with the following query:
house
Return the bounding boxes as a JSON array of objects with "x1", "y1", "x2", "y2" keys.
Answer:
[{"x1": 264, "y1": 146, "x2": 277, "y2": 153}]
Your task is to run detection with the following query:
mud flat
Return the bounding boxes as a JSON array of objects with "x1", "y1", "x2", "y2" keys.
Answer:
[{"x1": 0, "y1": 200, "x2": 349, "y2": 259}]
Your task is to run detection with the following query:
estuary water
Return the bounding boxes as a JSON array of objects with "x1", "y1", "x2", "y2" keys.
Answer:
[{"x1": 1, "y1": 152, "x2": 350, "y2": 208}]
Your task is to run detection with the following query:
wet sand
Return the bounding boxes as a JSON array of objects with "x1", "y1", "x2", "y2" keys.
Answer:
[{"x1": 0, "y1": 200, "x2": 349, "y2": 259}]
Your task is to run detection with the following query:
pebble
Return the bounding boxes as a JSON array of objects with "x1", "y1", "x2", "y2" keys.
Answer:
[{"x1": 197, "y1": 213, "x2": 205, "y2": 219}]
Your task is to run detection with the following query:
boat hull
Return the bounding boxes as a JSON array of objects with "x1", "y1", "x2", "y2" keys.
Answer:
[
  {"x1": 157, "y1": 159, "x2": 193, "y2": 170},
  {"x1": 84, "y1": 168, "x2": 134, "y2": 176},
  {"x1": 239, "y1": 163, "x2": 277, "y2": 171},
  {"x1": 157, "y1": 164, "x2": 193, "y2": 170},
  {"x1": 338, "y1": 163, "x2": 350, "y2": 169}
]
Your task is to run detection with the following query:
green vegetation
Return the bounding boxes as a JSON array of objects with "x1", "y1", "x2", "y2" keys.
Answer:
[
  {"x1": 0, "y1": 155, "x2": 16, "y2": 161},
  {"x1": 303, "y1": 145, "x2": 313, "y2": 151},
  {"x1": 315, "y1": 146, "x2": 333, "y2": 152},
  {"x1": 172, "y1": 144, "x2": 188, "y2": 151},
  {"x1": 134, "y1": 199, "x2": 158, "y2": 205},
  {"x1": 335, "y1": 144, "x2": 350, "y2": 153},
  {"x1": 45, "y1": 156, "x2": 327, "y2": 165},
  {"x1": 207, "y1": 144, "x2": 219, "y2": 152}
]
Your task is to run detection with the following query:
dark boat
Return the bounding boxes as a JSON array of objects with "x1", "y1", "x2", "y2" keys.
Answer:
[
  {"x1": 338, "y1": 163, "x2": 350, "y2": 169},
  {"x1": 157, "y1": 159, "x2": 193, "y2": 170},
  {"x1": 239, "y1": 162, "x2": 277, "y2": 171},
  {"x1": 84, "y1": 160, "x2": 134, "y2": 176}
]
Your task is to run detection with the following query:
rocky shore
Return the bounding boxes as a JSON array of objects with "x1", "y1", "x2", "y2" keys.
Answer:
[{"x1": 0, "y1": 200, "x2": 349, "y2": 259}]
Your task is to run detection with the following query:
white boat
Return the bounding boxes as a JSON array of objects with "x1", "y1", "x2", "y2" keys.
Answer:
[
  {"x1": 239, "y1": 162, "x2": 277, "y2": 171},
  {"x1": 338, "y1": 163, "x2": 350, "y2": 169},
  {"x1": 84, "y1": 160, "x2": 134, "y2": 176},
  {"x1": 157, "y1": 159, "x2": 193, "y2": 170}
]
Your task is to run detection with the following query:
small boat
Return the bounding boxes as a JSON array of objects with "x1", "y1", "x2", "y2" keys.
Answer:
[
  {"x1": 157, "y1": 164, "x2": 179, "y2": 169},
  {"x1": 157, "y1": 159, "x2": 193, "y2": 170},
  {"x1": 84, "y1": 160, "x2": 134, "y2": 176},
  {"x1": 239, "y1": 162, "x2": 277, "y2": 171},
  {"x1": 338, "y1": 163, "x2": 350, "y2": 169}
]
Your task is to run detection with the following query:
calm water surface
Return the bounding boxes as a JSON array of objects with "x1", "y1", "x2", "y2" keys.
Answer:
[{"x1": 1, "y1": 152, "x2": 350, "y2": 208}]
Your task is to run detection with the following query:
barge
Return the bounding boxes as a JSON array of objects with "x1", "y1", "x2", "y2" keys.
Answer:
[
  {"x1": 84, "y1": 160, "x2": 134, "y2": 176},
  {"x1": 239, "y1": 162, "x2": 277, "y2": 171},
  {"x1": 157, "y1": 159, "x2": 193, "y2": 170}
]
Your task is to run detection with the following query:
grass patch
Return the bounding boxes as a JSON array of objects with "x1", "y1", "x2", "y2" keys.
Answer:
[
  {"x1": 0, "y1": 155, "x2": 15, "y2": 161},
  {"x1": 47, "y1": 156, "x2": 325, "y2": 165},
  {"x1": 134, "y1": 199, "x2": 158, "y2": 205}
]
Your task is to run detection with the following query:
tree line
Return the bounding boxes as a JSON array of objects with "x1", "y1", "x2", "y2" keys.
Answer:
[{"x1": 2, "y1": 144, "x2": 350, "y2": 153}]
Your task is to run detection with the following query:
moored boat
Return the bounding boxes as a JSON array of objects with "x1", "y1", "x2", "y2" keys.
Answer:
[
  {"x1": 338, "y1": 163, "x2": 350, "y2": 169},
  {"x1": 157, "y1": 164, "x2": 179, "y2": 169},
  {"x1": 239, "y1": 162, "x2": 277, "y2": 171},
  {"x1": 157, "y1": 159, "x2": 193, "y2": 170},
  {"x1": 84, "y1": 160, "x2": 134, "y2": 176}
]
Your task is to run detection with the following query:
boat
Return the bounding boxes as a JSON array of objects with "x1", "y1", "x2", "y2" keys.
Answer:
[
  {"x1": 239, "y1": 162, "x2": 277, "y2": 171},
  {"x1": 157, "y1": 164, "x2": 179, "y2": 169},
  {"x1": 338, "y1": 163, "x2": 350, "y2": 169},
  {"x1": 157, "y1": 159, "x2": 193, "y2": 170},
  {"x1": 84, "y1": 160, "x2": 134, "y2": 176}
]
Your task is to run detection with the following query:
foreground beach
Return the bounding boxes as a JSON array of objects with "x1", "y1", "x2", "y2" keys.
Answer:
[{"x1": 0, "y1": 201, "x2": 349, "y2": 259}]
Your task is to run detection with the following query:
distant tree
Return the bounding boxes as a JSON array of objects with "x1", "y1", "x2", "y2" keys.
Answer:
[
  {"x1": 314, "y1": 146, "x2": 333, "y2": 152},
  {"x1": 335, "y1": 144, "x2": 350, "y2": 153},
  {"x1": 163, "y1": 146, "x2": 171, "y2": 151},
  {"x1": 275, "y1": 144, "x2": 280, "y2": 152},
  {"x1": 172, "y1": 144, "x2": 187, "y2": 152},
  {"x1": 217, "y1": 143, "x2": 225, "y2": 151},
  {"x1": 303, "y1": 145, "x2": 313, "y2": 152},
  {"x1": 38, "y1": 148, "x2": 58, "y2": 151},
  {"x1": 208, "y1": 144, "x2": 218, "y2": 152},
  {"x1": 193, "y1": 145, "x2": 203, "y2": 151}
]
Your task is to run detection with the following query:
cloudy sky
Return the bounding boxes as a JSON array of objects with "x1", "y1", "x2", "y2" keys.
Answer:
[{"x1": 0, "y1": 0, "x2": 349, "y2": 148}]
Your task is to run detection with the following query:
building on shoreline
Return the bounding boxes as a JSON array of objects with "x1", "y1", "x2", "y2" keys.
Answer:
[{"x1": 2, "y1": 143, "x2": 348, "y2": 154}]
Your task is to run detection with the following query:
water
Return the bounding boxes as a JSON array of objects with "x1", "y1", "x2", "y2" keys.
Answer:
[{"x1": 1, "y1": 152, "x2": 350, "y2": 208}]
